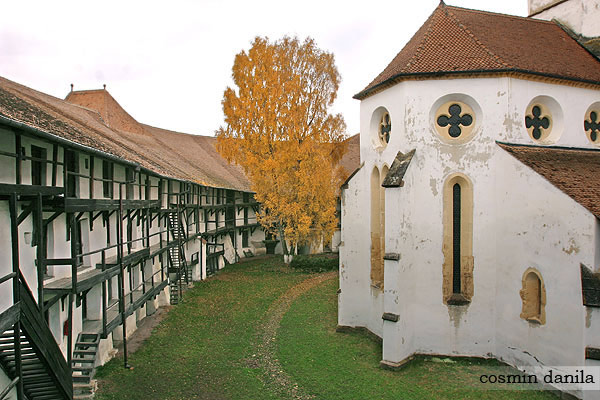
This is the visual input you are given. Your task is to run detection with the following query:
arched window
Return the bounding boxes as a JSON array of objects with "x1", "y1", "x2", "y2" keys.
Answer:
[
  {"x1": 442, "y1": 174, "x2": 473, "y2": 305},
  {"x1": 520, "y1": 268, "x2": 546, "y2": 324},
  {"x1": 371, "y1": 166, "x2": 384, "y2": 288}
]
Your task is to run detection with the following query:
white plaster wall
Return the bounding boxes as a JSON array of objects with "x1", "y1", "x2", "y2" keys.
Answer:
[
  {"x1": 0, "y1": 202, "x2": 14, "y2": 313},
  {"x1": 0, "y1": 128, "x2": 16, "y2": 184},
  {"x1": 339, "y1": 164, "x2": 383, "y2": 334},
  {"x1": 532, "y1": 0, "x2": 600, "y2": 37}
]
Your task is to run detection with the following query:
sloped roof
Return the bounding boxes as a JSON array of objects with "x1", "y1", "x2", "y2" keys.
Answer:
[
  {"x1": 498, "y1": 142, "x2": 600, "y2": 218},
  {"x1": 355, "y1": 3, "x2": 600, "y2": 99},
  {"x1": 0, "y1": 76, "x2": 251, "y2": 191},
  {"x1": 338, "y1": 133, "x2": 360, "y2": 178}
]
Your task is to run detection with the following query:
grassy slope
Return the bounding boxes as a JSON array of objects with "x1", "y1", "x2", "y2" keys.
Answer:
[{"x1": 277, "y1": 278, "x2": 557, "y2": 400}]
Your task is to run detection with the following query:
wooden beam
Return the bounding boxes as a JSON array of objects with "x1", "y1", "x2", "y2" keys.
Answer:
[
  {"x1": 15, "y1": 133, "x2": 21, "y2": 185},
  {"x1": 16, "y1": 202, "x2": 33, "y2": 226}
]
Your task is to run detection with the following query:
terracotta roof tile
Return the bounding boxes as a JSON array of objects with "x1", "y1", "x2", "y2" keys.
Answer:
[
  {"x1": 356, "y1": 3, "x2": 600, "y2": 99},
  {"x1": 498, "y1": 142, "x2": 600, "y2": 218},
  {"x1": 0, "y1": 76, "x2": 251, "y2": 191},
  {"x1": 338, "y1": 133, "x2": 360, "y2": 178}
]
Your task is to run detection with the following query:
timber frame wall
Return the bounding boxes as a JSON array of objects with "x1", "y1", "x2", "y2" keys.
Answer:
[{"x1": 0, "y1": 116, "x2": 262, "y2": 399}]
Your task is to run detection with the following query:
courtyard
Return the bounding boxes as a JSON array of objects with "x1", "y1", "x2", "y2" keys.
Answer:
[{"x1": 94, "y1": 256, "x2": 556, "y2": 400}]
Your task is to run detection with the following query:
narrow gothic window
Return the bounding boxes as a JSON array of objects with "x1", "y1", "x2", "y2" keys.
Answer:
[
  {"x1": 443, "y1": 174, "x2": 473, "y2": 305},
  {"x1": 452, "y1": 183, "x2": 461, "y2": 294}
]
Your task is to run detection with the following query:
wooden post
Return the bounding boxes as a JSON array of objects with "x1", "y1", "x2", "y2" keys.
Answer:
[
  {"x1": 9, "y1": 194, "x2": 24, "y2": 399},
  {"x1": 15, "y1": 133, "x2": 21, "y2": 185},
  {"x1": 35, "y1": 193, "x2": 45, "y2": 317},
  {"x1": 51, "y1": 143, "x2": 58, "y2": 187}
]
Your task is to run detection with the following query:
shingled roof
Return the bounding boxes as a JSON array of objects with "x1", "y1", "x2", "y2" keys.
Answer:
[
  {"x1": 0, "y1": 76, "x2": 252, "y2": 190},
  {"x1": 498, "y1": 142, "x2": 600, "y2": 218},
  {"x1": 355, "y1": 3, "x2": 600, "y2": 99}
]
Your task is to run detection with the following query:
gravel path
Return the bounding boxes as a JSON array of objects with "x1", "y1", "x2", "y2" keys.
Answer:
[{"x1": 249, "y1": 271, "x2": 337, "y2": 400}]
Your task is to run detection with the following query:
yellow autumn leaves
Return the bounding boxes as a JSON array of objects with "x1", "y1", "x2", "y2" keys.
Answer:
[{"x1": 217, "y1": 36, "x2": 347, "y2": 252}]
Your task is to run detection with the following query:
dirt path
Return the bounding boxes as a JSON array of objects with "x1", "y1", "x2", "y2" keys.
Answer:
[{"x1": 248, "y1": 271, "x2": 337, "y2": 400}]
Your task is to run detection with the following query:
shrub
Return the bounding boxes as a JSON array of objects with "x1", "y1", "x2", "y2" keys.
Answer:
[{"x1": 289, "y1": 254, "x2": 339, "y2": 273}]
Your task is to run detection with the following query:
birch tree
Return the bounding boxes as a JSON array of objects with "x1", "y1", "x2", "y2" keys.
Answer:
[{"x1": 216, "y1": 36, "x2": 347, "y2": 258}]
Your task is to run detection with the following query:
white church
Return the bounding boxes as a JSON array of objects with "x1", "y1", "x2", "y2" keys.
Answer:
[{"x1": 338, "y1": 0, "x2": 600, "y2": 398}]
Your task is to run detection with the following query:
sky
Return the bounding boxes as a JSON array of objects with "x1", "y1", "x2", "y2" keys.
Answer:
[{"x1": 1, "y1": 0, "x2": 528, "y2": 138}]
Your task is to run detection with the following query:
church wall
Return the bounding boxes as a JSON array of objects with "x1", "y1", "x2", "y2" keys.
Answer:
[
  {"x1": 338, "y1": 165, "x2": 380, "y2": 332},
  {"x1": 343, "y1": 73, "x2": 599, "y2": 370}
]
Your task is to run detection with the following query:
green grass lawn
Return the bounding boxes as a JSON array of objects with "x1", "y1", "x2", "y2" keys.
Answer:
[
  {"x1": 95, "y1": 257, "x2": 557, "y2": 400},
  {"x1": 277, "y1": 276, "x2": 556, "y2": 400}
]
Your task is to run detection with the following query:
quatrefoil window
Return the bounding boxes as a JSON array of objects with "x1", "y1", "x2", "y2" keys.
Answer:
[
  {"x1": 379, "y1": 112, "x2": 391, "y2": 145},
  {"x1": 434, "y1": 101, "x2": 476, "y2": 142},
  {"x1": 585, "y1": 110, "x2": 600, "y2": 143},
  {"x1": 437, "y1": 104, "x2": 473, "y2": 138},
  {"x1": 525, "y1": 106, "x2": 551, "y2": 140},
  {"x1": 525, "y1": 103, "x2": 553, "y2": 142}
]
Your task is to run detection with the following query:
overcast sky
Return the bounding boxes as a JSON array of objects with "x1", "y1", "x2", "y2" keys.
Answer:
[{"x1": 1, "y1": 0, "x2": 527, "y2": 137}]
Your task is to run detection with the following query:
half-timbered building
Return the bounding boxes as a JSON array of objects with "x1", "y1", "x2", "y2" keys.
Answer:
[{"x1": 0, "y1": 77, "x2": 265, "y2": 399}]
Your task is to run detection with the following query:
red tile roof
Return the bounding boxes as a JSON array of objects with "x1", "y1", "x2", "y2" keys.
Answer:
[
  {"x1": 339, "y1": 133, "x2": 360, "y2": 178},
  {"x1": 0, "y1": 76, "x2": 252, "y2": 191},
  {"x1": 498, "y1": 142, "x2": 600, "y2": 218},
  {"x1": 355, "y1": 3, "x2": 600, "y2": 99}
]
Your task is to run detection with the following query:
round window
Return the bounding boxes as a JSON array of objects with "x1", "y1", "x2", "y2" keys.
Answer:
[
  {"x1": 524, "y1": 96, "x2": 562, "y2": 145},
  {"x1": 434, "y1": 100, "x2": 476, "y2": 143},
  {"x1": 369, "y1": 107, "x2": 391, "y2": 150},
  {"x1": 584, "y1": 103, "x2": 600, "y2": 145},
  {"x1": 379, "y1": 112, "x2": 391, "y2": 146}
]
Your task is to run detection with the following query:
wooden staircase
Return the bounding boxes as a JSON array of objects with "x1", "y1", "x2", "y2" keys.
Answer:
[
  {"x1": 71, "y1": 333, "x2": 100, "y2": 400},
  {"x1": 0, "y1": 274, "x2": 73, "y2": 399},
  {"x1": 0, "y1": 328, "x2": 68, "y2": 399},
  {"x1": 168, "y1": 211, "x2": 191, "y2": 305}
]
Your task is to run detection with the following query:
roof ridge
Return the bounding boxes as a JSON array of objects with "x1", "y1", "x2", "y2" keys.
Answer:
[
  {"x1": 403, "y1": 4, "x2": 441, "y2": 73},
  {"x1": 444, "y1": 5, "x2": 512, "y2": 68},
  {"x1": 445, "y1": 4, "x2": 552, "y2": 24}
]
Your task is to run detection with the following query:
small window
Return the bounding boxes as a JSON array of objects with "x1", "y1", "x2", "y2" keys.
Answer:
[
  {"x1": 125, "y1": 168, "x2": 134, "y2": 200},
  {"x1": 243, "y1": 208, "x2": 249, "y2": 225},
  {"x1": 242, "y1": 230, "x2": 249, "y2": 248},
  {"x1": 65, "y1": 149, "x2": 78, "y2": 198},
  {"x1": 525, "y1": 104, "x2": 552, "y2": 141},
  {"x1": 584, "y1": 103, "x2": 600, "y2": 145},
  {"x1": 102, "y1": 160, "x2": 114, "y2": 198},
  {"x1": 520, "y1": 268, "x2": 546, "y2": 325},
  {"x1": 370, "y1": 107, "x2": 391, "y2": 150},
  {"x1": 31, "y1": 145, "x2": 47, "y2": 186},
  {"x1": 379, "y1": 112, "x2": 391, "y2": 146},
  {"x1": 524, "y1": 96, "x2": 563, "y2": 144},
  {"x1": 435, "y1": 101, "x2": 475, "y2": 142}
]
